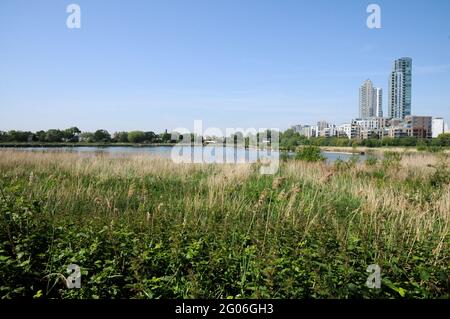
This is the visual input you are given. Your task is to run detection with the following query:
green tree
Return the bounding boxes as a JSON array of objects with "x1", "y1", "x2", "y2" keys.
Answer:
[
  {"x1": 80, "y1": 132, "x2": 94, "y2": 143},
  {"x1": 45, "y1": 129, "x2": 64, "y2": 143},
  {"x1": 113, "y1": 131, "x2": 129, "y2": 143},
  {"x1": 144, "y1": 131, "x2": 157, "y2": 143},
  {"x1": 160, "y1": 131, "x2": 172, "y2": 143},
  {"x1": 295, "y1": 145, "x2": 325, "y2": 162},
  {"x1": 436, "y1": 133, "x2": 450, "y2": 147},
  {"x1": 93, "y1": 130, "x2": 111, "y2": 143},
  {"x1": 8, "y1": 130, "x2": 34, "y2": 142},
  {"x1": 35, "y1": 131, "x2": 47, "y2": 142},
  {"x1": 127, "y1": 131, "x2": 145, "y2": 143},
  {"x1": 280, "y1": 129, "x2": 303, "y2": 151},
  {"x1": 63, "y1": 127, "x2": 81, "y2": 142}
]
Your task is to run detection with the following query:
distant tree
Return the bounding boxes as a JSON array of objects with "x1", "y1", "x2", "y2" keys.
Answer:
[
  {"x1": 0, "y1": 131, "x2": 7, "y2": 142},
  {"x1": 8, "y1": 130, "x2": 34, "y2": 142},
  {"x1": 80, "y1": 132, "x2": 95, "y2": 143},
  {"x1": 127, "y1": 131, "x2": 145, "y2": 143},
  {"x1": 35, "y1": 130, "x2": 47, "y2": 142},
  {"x1": 160, "y1": 131, "x2": 172, "y2": 143},
  {"x1": 63, "y1": 127, "x2": 81, "y2": 142},
  {"x1": 45, "y1": 129, "x2": 64, "y2": 143},
  {"x1": 144, "y1": 131, "x2": 157, "y2": 143},
  {"x1": 93, "y1": 130, "x2": 111, "y2": 143},
  {"x1": 280, "y1": 129, "x2": 303, "y2": 151},
  {"x1": 436, "y1": 133, "x2": 450, "y2": 147},
  {"x1": 113, "y1": 131, "x2": 129, "y2": 143}
]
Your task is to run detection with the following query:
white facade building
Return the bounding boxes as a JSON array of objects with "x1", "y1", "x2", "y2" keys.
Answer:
[
  {"x1": 338, "y1": 124, "x2": 352, "y2": 139},
  {"x1": 432, "y1": 117, "x2": 448, "y2": 138},
  {"x1": 374, "y1": 88, "x2": 383, "y2": 117}
]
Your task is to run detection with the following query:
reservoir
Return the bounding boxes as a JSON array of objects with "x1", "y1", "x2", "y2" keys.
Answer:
[{"x1": 2, "y1": 146, "x2": 367, "y2": 163}]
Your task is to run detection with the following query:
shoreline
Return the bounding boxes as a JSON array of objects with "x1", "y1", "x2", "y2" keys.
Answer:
[{"x1": 1, "y1": 143, "x2": 449, "y2": 155}]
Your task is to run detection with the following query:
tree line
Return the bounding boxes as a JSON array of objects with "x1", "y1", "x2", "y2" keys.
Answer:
[
  {"x1": 1, "y1": 127, "x2": 449, "y2": 148},
  {"x1": 0, "y1": 127, "x2": 173, "y2": 144}
]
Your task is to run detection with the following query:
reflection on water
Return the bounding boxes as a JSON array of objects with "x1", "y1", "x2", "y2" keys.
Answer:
[{"x1": 4, "y1": 146, "x2": 366, "y2": 163}]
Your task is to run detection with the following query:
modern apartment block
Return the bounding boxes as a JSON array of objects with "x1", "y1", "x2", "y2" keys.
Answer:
[
  {"x1": 388, "y1": 57, "x2": 412, "y2": 119},
  {"x1": 295, "y1": 116, "x2": 434, "y2": 140},
  {"x1": 404, "y1": 116, "x2": 432, "y2": 138},
  {"x1": 320, "y1": 125, "x2": 338, "y2": 138},
  {"x1": 296, "y1": 122, "x2": 336, "y2": 138},
  {"x1": 297, "y1": 125, "x2": 316, "y2": 139},
  {"x1": 386, "y1": 116, "x2": 432, "y2": 139},
  {"x1": 337, "y1": 123, "x2": 352, "y2": 139},
  {"x1": 316, "y1": 121, "x2": 329, "y2": 132},
  {"x1": 354, "y1": 118, "x2": 387, "y2": 139}
]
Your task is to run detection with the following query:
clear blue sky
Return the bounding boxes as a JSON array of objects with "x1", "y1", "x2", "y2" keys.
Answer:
[{"x1": 1, "y1": 0, "x2": 449, "y2": 133}]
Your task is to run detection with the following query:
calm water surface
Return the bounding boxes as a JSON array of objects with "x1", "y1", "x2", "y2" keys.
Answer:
[{"x1": 4, "y1": 146, "x2": 367, "y2": 163}]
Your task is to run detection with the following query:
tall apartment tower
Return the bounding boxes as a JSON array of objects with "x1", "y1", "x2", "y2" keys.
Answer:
[
  {"x1": 374, "y1": 87, "x2": 383, "y2": 117},
  {"x1": 388, "y1": 57, "x2": 412, "y2": 119},
  {"x1": 359, "y1": 80, "x2": 382, "y2": 119},
  {"x1": 359, "y1": 79, "x2": 374, "y2": 119}
]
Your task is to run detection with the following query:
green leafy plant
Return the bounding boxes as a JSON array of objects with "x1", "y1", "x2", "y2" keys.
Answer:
[{"x1": 295, "y1": 146, "x2": 325, "y2": 162}]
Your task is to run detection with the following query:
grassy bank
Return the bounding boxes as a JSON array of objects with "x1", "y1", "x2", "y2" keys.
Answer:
[{"x1": 0, "y1": 150, "x2": 448, "y2": 299}]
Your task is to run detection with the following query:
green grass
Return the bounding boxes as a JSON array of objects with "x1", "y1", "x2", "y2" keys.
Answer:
[{"x1": 0, "y1": 151, "x2": 448, "y2": 299}]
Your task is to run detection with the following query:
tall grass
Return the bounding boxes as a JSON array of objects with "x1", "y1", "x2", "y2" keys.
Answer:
[{"x1": 0, "y1": 150, "x2": 448, "y2": 298}]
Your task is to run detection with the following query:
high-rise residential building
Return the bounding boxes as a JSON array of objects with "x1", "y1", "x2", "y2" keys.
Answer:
[
  {"x1": 432, "y1": 117, "x2": 448, "y2": 138},
  {"x1": 374, "y1": 88, "x2": 383, "y2": 117},
  {"x1": 359, "y1": 80, "x2": 382, "y2": 119},
  {"x1": 388, "y1": 57, "x2": 412, "y2": 119},
  {"x1": 359, "y1": 79, "x2": 375, "y2": 119}
]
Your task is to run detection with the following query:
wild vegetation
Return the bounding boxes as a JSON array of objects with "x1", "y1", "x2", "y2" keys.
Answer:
[{"x1": 0, "y1": 150, "x2": 448, "y2": 299}]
